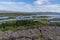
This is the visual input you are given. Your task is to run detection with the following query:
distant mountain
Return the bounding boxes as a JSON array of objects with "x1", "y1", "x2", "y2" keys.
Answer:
[
  {"x1": 0, "y1": 10, "x2": 60, "y2": 16},
  {"x1": 0, "y1": 10, "x2": 19, "y2": 13},
  {"x1": 31, "y1": 12, "x2": 60, "y2": 15}
]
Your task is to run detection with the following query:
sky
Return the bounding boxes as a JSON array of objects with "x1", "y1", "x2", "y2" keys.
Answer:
[{"x1": 0, "y1": 0, "x2": 60, "y2": 12}]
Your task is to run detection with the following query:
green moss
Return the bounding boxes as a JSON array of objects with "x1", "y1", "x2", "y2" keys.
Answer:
[
  {"x1": 0, "y1": 20, "x2": 50, "y2": 31},
  {"x1": 38, "y1": 35, "x2": 45, "y2": 40}
]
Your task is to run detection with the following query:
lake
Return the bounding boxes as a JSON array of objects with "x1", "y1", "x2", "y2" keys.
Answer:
[{"x1": 0, "y1": 15, "x2": 60, "y2": 23}]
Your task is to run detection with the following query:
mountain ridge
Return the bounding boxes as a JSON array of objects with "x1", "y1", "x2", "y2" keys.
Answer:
[{"x1": 0, "y1": 10, "x2": 60, "y2": 16}]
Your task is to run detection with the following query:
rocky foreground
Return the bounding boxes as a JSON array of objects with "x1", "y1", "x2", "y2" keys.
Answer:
[{"x1": 0, "y1": 26, "x2": 59, "y2": 40}]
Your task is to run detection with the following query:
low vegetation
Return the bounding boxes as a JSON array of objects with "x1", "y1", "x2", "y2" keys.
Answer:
[
  {"x1": 0, "y1": 15, "x2": 59, "y2": 31},
  {"x1": 0, "y1": 20, "x2": 49, "y2": 31}
]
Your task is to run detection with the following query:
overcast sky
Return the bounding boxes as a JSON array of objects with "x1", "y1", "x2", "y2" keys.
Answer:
[{"x1": 0, "y1": 0, "x2": 60, "y2": 12}]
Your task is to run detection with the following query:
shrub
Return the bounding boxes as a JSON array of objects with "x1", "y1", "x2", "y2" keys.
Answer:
[{"x1": 0, "y1": 20, "x2": 50, "y2": 31}]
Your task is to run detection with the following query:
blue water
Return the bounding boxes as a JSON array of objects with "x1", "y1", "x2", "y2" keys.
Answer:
[{"x1": 0, "y1": 15, "x2": 60, "y2": 23}]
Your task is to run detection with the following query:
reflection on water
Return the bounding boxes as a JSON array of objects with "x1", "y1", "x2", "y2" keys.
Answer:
[
  {"x1": 0, "y1": 15, "x2": 60, "y2": 23},
  {"x1": 50, "y1": 21, "x2": 60, "y2": 22}
]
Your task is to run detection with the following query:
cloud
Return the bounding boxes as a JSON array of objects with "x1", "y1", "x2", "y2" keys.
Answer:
[
  {"x1": 0, "y1": 0, "x2": 60, "y2": 12},
  {"x1": 33, "y1": 4, "x2": 60, "y2": 12},
  {"x1": 0, "y1": 2, "x2": 26, "y2": 5},
  {"x1": 34, "y1": 0, "x2": 51, "y2": 5},
  {"x1": 0, "y1": 1, "x2": 33, "y2": 12},
  {"x1": 33, "y1": 0, "x2": 60, "y2": 12}
]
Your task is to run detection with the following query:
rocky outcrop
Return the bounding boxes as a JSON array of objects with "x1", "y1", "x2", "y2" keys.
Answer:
[
  {"x1": 0, "y1": 27, "x2": 42, "y2": 40},
  {"x1": 39, "y1": 26, "x2": 60, "y2": 40},
  {"x1": 0, "y1": 26, "x2": 60, "y2": 40}
]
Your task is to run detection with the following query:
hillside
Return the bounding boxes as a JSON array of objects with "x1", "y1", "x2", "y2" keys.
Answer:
[{"x1": 0, "y1": 11, "x2": 60, "y2": 16}]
